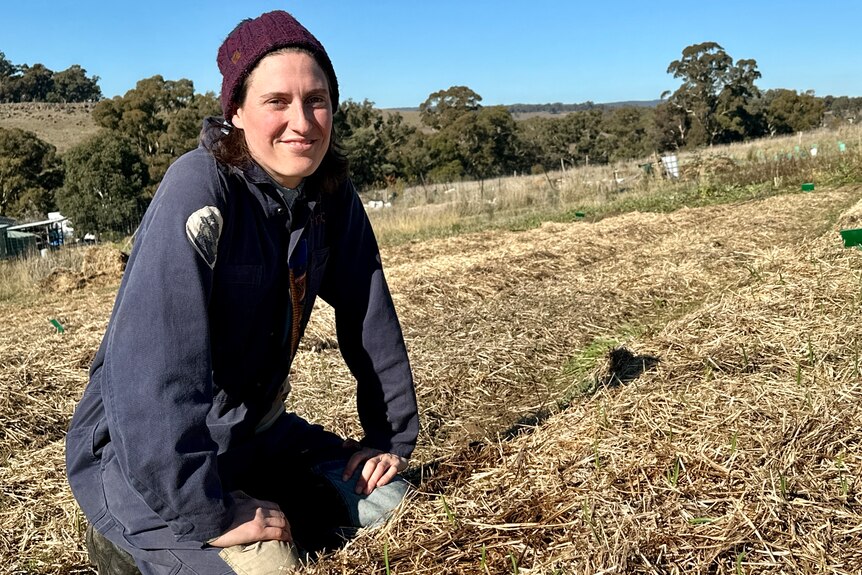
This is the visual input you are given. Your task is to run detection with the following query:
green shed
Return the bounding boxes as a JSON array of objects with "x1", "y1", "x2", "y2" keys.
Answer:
[{"x1": 0, "y1": 225, "x2": 8, "y2": 259}]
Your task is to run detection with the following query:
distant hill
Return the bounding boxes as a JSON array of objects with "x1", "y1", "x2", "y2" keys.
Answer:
[
  {"x1": 507, "y1": 99, "x2": 661, "y2": 115},
  {"x1": 384, "y1": 99, "x2": 662, "y2": 125},
  {"x1": 0, "y1": 102, "x2": 99, "y2": 153}
]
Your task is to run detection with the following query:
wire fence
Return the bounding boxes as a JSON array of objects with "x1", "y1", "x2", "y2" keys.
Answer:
[{"x1": 0, "y1": 207, "x2": 145, "y2": 261}]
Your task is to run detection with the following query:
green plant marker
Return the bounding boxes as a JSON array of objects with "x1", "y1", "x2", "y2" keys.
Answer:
[
  {"x1": 801, "y1": 182, "x2": 815, "y2": 192},
  {"x1": 575, "y1": 211, "x2": 586, "y2": 218},
  {"x1": 839, "y1": 141, "x2": 847, "y2": 153},
  {"x1": 49, "y1": 319, "x2": 65, "y2": 333},
  {"x1": 840, "y1": 228, "x2": 862, "y2": 248}
]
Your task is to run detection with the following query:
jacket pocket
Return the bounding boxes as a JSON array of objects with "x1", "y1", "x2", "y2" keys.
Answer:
[{"x1": 65, "y1": 424, "x2": 109, "y2": 524}]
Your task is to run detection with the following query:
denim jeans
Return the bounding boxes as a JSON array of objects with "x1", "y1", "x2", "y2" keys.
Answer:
[
  {"x1": 312, "y1": 459, "x2": 409, "y2": 530},
  {"x1": 88, "y1": 458, "x2": 409, "y2": 575},
  {"x1": 217, "y1": 459, "x2": 408, "y2": 573}
]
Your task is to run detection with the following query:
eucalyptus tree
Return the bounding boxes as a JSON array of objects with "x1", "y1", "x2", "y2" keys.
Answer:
[
  {"x1": 420, "y1": 86, "x2": 527, "y2": 180},
  {"x1": 92, "y1": 76, "x2": 219, "y2": 195},
  {"x1": 662, "y1": 42, "x2": 762, "y2": 146},
  {"x1": 56, "y1": 132, "x2": 147, "y2": 237},
  {"x1": 761, "y1": 89, "x2": 825, "y2": 135},
  {"x1": 419, "y1": 85, "x2": 482, "y2": 130},
  {"x1": 0, "y1": 127, "x2": 62, "y2": 218}
]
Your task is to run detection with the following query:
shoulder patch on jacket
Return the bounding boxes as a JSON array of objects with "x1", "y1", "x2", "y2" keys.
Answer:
[{"x1": 185, "y1": 206, "x2": 223, "y2": 269}]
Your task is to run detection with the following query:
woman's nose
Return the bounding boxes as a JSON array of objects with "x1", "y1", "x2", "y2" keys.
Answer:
[{"x1": 287, "y1": 103, "x2": 312, "y2": 133}]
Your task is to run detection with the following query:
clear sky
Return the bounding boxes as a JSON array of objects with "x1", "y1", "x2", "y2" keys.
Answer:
[{"x1": 3, "y1": 1, "x2": 860, "y2": 109}]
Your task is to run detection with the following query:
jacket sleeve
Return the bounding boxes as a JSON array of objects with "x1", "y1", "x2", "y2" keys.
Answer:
[
  {"x1": 100, "y1": 149, "x2": 233, "y2": 543},
  {"x1": 319, "y1": 180, "x2": 419, "y2": 459}
]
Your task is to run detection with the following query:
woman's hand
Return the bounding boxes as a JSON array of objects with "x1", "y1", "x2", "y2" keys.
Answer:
[
  {"x1": 342, "y1": 445, "x2": 408, "y2": 496},
  {"x1": 208, "y1": 491, "x2": 292, "y2": 548}
]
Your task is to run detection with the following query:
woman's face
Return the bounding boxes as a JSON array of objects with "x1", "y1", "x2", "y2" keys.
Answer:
[{"x1": 232, "y1": 50, "x2": 332, "y2": 188}]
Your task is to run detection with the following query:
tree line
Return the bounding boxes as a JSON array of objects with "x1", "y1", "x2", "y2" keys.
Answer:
[
  {"x1": 339, "y1": 42, "x2": 861, "y2": 190},
  {"x1": 2, "y1": 42, "x2": 861, "y2": 238},
  {"x1": 0, "y1": 52, "x2": 101, "y2": 103},
  {"x1": 1, "y1": 74, "x2": 220, "y2": 235}
]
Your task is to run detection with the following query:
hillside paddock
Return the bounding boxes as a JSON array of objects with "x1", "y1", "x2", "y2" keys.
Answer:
[
  {"x1": 1, "y1": 179, "x2": 861, "y2": 572},
  {"x1": 0, "y1": 103, "x2": 100, "y2": 154}
]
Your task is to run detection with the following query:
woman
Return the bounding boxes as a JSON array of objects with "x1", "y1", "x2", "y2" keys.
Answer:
[{"x1": 66, "y1": 10, "x2": 419, "y2": 574}]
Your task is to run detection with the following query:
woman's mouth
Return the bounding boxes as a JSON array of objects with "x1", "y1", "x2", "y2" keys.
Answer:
[{"x1": 280, "y1": 138, "x2": 316, "y2": 151}]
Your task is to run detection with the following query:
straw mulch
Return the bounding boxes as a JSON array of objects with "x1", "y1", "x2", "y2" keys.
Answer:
[
  {"x1": 679, "y1": 154, "x2": 739, "y2": 181},
  {"x1": 300, "y1": 187, "x2": 862, "y2": 574},
  {"x1": 38, "y1": 248, "x2": 128, "y2": 294},
  {"x1": 1, "y1": 186, "x2": 860, "y2": 573},
  {"x1": 323, "y1": 233, "x2": 862, "y2": 574}
]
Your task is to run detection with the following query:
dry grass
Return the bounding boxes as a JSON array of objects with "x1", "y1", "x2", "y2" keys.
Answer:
[
  {"x1": 2, "y1": 182, "x2": 861, "y2": 573},
  {"x1": 0, "y1": 246, "x2": 128, "y2": 302},
  {"x1": 0, "y1": 103, "x2": 99, "y2": 153},
  {"x1": 297, "y1": 187, "x2": 862, "y2": 574},
  {"x1": 365, "y1": 124, "x2": 862, "y2": 246}
]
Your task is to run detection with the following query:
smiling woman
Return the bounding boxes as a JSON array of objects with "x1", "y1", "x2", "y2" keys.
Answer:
[
  {"x1": 64, "y1": 10, "x2": 419, "y2": 575},
  {"x1": 231, "y1": 49, "x2": 333, "y2": 188}
]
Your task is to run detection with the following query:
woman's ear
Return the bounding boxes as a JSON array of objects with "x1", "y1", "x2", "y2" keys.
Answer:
[{"x1": 231, "y1": 109, "x2": 245, "y2": 130}]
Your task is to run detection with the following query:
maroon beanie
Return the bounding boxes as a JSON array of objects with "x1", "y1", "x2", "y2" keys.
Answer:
[{"x1": 217, "y1": 10, "x2": 339, "y2": 121}]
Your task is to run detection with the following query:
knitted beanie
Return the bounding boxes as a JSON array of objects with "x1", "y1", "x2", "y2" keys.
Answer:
[{"x1": 217, "y1": 10, "x2": 339, "y2": 121}]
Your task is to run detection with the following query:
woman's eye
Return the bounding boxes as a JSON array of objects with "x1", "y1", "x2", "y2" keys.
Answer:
[{"x1": 307, "y1": 95, "x2": 328, "y2": 107}]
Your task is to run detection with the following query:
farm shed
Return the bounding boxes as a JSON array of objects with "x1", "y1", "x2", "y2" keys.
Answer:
[
  {"x1": 5, "y1": 216, "x2": 69, "y2": 254},
  {"x1": 0, "y1": 225, "x2": 8, "y2": 259},
  {"x1": 4, "y1": 228, "x2": 39, "y2": 258},
  {"x1": 0, "y1": 216, "x2": 17, "y2": 259}
]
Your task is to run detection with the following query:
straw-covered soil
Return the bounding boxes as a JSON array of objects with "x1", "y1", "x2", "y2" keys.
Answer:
[{"x1": 2, "y1": 186, "x2": 861, "y2": 574}]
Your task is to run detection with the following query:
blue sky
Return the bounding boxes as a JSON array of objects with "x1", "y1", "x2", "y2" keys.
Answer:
[{"x1": 3, "y1": 1, "x2": 860, "y2": 109}]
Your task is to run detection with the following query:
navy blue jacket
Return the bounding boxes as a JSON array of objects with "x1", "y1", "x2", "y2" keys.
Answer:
[{"x1": 65, "y1": 121, "x2": 418, "y2": 547}]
